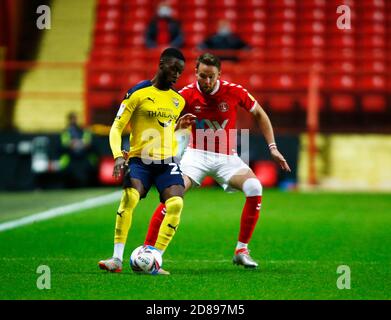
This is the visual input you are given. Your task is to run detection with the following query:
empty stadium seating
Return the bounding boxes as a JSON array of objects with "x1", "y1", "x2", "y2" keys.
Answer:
[{"x1": 87, "y1": 0, "x2": 390, "y2": 126}]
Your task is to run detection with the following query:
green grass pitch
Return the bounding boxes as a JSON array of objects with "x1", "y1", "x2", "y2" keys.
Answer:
[{"x1": 0, "y1": 188, "x2": 390, "y2": 300}]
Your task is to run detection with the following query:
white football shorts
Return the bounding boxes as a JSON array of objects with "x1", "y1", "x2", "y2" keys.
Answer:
[{"x1": 180, "y1": 147, "x2": 250, "y2": 192}]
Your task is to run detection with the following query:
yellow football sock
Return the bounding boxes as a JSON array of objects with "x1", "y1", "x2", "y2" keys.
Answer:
[
  {"x1": 155, "y1": 196, "x2": 183, "y2": 251},
  {"x1": 114, "y1": 188, "x2": 140, "y2": 244}
]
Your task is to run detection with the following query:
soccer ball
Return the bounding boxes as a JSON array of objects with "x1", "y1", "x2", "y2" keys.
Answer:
[{"x1": 130, "y1": 245, "x2": 162, "y2": 274}]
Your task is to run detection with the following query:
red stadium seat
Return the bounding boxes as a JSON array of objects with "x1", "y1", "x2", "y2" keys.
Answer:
[
  {"x1": 97, "y1": 8, "x2": 121, "y2": 21},
  {"x1": 299, "y1": 8, "x2": 326, "y2": 21},
  {"x1": 208, "y1": 0, "x2": 238, "y2": 9},
  {"x1": 238, "y1": 22, "x2": 266, "y2": 35},
  {"x1": 296, "y1": 48, "x2": 325, "y2": 63},
  {"x1": 265, "y1": 48, "x2": 295, "y2": 63},
  {"x1": 94, "y1": 33, "x2": 120, "y2": 47},
  {"x1": 181, "y1": 8, "x2": 208, "y2": 20},
  {"x1": 328, "y1": 34, "x2": 355, "y2": 48},
  {"x1": 183, "y1": 21, "x2": 207, "y2": 34},
  {"x1": 329, "y1": 61, "x2": 355, "y2": 73},
  {"x1": 89, "y1": 71, "x2": 117, "y2": 90},
  {"x1": 185, "y1": 33, "x2": 205, "y2": 47},
  {"x1": 269, "y1": 21, "x2": 296, "y2": 34},
  {"x1": 357, "y1": 74, "x2": 386, "y2": 91},
  {"x1": 268, "y1": 95, "x2": 295, "y2": 112},
  {"x1": 118, "y1": 72, "x2": 146, "y2": 91},
  {"x1": 209, "y1": 9, "x2": 238, "y2": 21},
  {"x1": 123, "y1": 34, "x2": 145, "y2": 47},
  {"x1": 252, "y1": 161, "x2": 278, "y2": 188},
  {"x1": 296, "y1": 73, "x2": 325, "y2": 90},
  {"x1": 268, "y1": 74, "x2": 296, "y2": 90},
  {"x1": 327, "y1": 74, "x2": 355, "y2": 90},
  {"x1": 298, "y1": 35, "x2": 326, "y2": 48},
  {"x1": 90, "y1": 49, "x2": 121, "y2": 62},
  {"x1": 269, "y1": 0, "x2": 296, "y2": 8},
  {"x1": 95, "y1": 20, "x2": 120, "y2": 32},
  {"x1": 298, "y1": 21, "x2": 326, "y2": 34},
  {"x1": 99, "y1": 0, "x2": 121, "y2": 7},
  {"x1": 249, "y1": 74, "x2": 264, "y2": 90},
  {"x1": 298, "y1": 94, "x2": 325, "y2": 111},
  {"x1": 124, "y1": 20, "x2": 147, "y2": 33},
  {"x1": 362, "y1": 10, "x2": 386, "y2": 22},
  {"x1": 361, "y1": 23, "x2": 386, "y2": 35},
  {"x1": 359, "y1": 35, "x2": 386, "y2": 48},
  {"x1": 361, "y1": 95, "x2": 386, "y2": 112},
  {"x1": 359, "y1": 60, "x2": 386, "y2": 73},
  {"x1": 269, "y1": 8, "x2": 297, "y2": 20},
  {"x1": 330, "y1": 94, "x2": 355, "y2": 112},
  {"x1": 242, "y1": 34, "x2": 266, "y2": 48},
  {"x1": 88, "y1": 92, "x2": 118, "y2": 109},
  {"x1": 267, "y1": 34, "x2": 296, "y2": 47},
  {"x1": 240, "y1": 0, "x2": 267, "y2": 7},
  {"x1": 240, "y1": 8, "x2": 267, "y2": 21}
]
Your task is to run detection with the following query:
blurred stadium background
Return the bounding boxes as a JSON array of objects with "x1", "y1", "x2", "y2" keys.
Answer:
[{"x1": 0, "y1": 0, "x2": 390, "y2": 191}]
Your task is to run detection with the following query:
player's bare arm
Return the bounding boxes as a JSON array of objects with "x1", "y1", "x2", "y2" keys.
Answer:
[{"x1": 251, "y1": 102, "x2": 291, "y2": 172}]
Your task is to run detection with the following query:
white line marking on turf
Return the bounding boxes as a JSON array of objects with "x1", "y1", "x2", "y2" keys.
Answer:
[{"x1": 0, "y1": 191, "x2": 122, "y2": 233}]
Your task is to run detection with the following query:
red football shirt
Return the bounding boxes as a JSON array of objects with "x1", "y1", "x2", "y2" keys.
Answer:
[{"x1": 179, "y1": 80, "x2": 257, "y2": 155}]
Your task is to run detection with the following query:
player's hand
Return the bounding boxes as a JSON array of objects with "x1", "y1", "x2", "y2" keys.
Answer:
[
  {"x1": 113, "y1": 156, "x2": 127, "y2": 179},
  {"x1": 175, "y1": 113, "x2": 197, "y2": 130},
  {"x1": 270, "y1": 148, "x2": 291, "y2": 172}
]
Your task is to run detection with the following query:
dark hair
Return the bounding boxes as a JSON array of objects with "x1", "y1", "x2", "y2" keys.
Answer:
[
  {"x1": 160, "y1": 47, "x2": 185, "y2": 62},
  {"x1": 196, "y1": 53, "x2": 221, "y2": 70}
]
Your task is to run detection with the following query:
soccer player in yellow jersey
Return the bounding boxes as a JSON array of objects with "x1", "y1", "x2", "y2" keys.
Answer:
[{"x1": 98, "y1": 48, "x2": 194, "y2": 275}]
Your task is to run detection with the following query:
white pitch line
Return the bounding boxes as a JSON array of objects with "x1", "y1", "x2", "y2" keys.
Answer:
[{"x1": 0, "y1": 191, "x2": 122, "y2": 233}]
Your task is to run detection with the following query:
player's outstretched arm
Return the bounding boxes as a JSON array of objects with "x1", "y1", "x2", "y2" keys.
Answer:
[{"x1": 251, "y1": 102, "x2": 291, "y2": 172}]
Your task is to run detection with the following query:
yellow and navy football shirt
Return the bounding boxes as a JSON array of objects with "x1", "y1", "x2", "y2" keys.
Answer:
[{"x1": 110, "y1": 80, "x2": 185, "y2": 161}]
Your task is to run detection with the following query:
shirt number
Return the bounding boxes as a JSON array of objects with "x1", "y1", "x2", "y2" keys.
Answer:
[{"x1": 169, "y1": 163, "x2": 180, "y2": 175}]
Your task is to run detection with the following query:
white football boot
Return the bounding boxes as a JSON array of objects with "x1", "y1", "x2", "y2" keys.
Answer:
[
  {"x1": 233, "y1": 248, "x2": 259, "y2": 269},
  {"x1": 98, "y1": 257, "x2": 123, "y2": 273}
]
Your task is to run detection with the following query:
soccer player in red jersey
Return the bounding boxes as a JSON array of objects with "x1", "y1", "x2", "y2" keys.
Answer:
[{"x1": 145, "y1": 53, "x2": 291, "y2": 268}]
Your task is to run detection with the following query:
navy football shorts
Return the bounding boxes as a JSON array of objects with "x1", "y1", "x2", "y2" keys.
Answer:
[{"x1": 123, "y1": 157, "x2": 185, "y2": 200}]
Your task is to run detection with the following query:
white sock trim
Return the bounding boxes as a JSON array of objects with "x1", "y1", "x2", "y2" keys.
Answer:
[
  {"x1": 236, "y1": 241, "x2": 248, "y2": 251},
  {"x1": 113, "y1": 243, "x2": 125, "y2": 261}
]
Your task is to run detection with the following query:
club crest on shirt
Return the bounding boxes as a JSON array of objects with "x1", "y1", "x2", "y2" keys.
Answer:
[
  {"x1": 218, "y1": 102, "x2": 229, "y2": 112},
  {"x1": 172, "y1": 98, "x2": 179, "y2": 108}
]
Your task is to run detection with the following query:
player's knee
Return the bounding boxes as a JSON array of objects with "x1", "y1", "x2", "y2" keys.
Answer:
[
  {"x1": 242, "y1": 178, "x2": 263, "y2": 197},
  {"x1": 123, "y1": 188, "x2": 140, "y2": 209},
  {"x1": 165, "y1": 196, "x2": 183, "y2": 216}
]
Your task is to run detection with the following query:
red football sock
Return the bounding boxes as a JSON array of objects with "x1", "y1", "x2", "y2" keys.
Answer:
[
  {"x1": 238, "y1": 196, "x2": 262, "y2": 244},
  {"x1": 144, "y1": 203, "x2": 166, "y2": 246}
]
